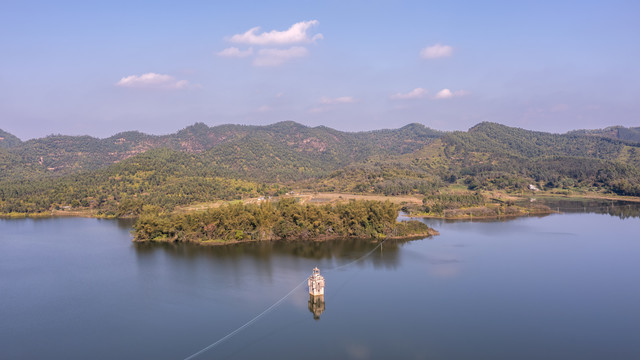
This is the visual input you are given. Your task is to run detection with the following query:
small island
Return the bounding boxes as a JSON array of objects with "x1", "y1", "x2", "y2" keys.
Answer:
[{"x1": 133, "y1": 198, "x2": 438, "y2": 245}]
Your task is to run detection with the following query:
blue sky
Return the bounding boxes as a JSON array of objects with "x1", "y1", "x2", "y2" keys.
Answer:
[{"x1": 1, "y1": 0, "x2": 639, "y2": 139}]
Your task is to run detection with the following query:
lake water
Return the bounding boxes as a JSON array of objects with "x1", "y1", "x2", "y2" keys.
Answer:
[{"x1": 2, "y1": 201, "x2": 640, "y2": 359}]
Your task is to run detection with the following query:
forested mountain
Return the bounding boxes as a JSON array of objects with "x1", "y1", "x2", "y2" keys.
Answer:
[
  {"x1": 0, "y1": 122, "x2": 441, "y2": 181},
  {"x1": 0, "y1": 129, "x2": 22, "y2": 148},
  {"x1": 437, "y1": 123, "x2": 640, "y2": 194},
  {"x1": 311, "y1": 122, "x2": 640, "y2": 196},
  {"x1": 1, "y1": 121, "x2": 639, "y2": 215},
  {"x1": 0, "y1": 123, "x2": 252, "y2": 179},
  {"x1": 568, "y1": 125, "x2": 640, "y2": 144},
  {"x1": 449, "y1": 122, "x2": 633, "y2": 159}
]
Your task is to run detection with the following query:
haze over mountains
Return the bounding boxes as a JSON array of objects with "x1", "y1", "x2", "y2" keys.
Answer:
[{"x1": 1, "y1": 121, "x2": 639, "y2": 215}]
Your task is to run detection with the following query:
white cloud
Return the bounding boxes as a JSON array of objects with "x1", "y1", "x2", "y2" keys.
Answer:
[
  {"x1": 435, "y1": 88, "x2": 453, "y2": 99},
  {"x1": 115, "y1": 73, "x2": 189, "y2": 89},
  {"x1": 434, "y1": 88, "x2": 469, "y2": 99},
  {"x1": 220, "y1": 20, "x2": 322, "y2": 67},
  {"x1": 309, "y1": 96, "x2": 356, "y2": 113},
  {"x1": 253, "y1": 46, "x2": 309, "y2": 66},
  {"x1": 420, "y1": 43, "x2": 453, "y2": 59},
  {"x1": 390, "y1": 88, "x2": 428, "y2": 100},
  {"x1": 230, "y1": 20, "x2": 323, "y2": 45},
  {"x1": 217, "y1": 47, "x2": 253, "y2": 58},
  {"x1": 320, "y1": 96, "x2": 356, "y2": 104}
]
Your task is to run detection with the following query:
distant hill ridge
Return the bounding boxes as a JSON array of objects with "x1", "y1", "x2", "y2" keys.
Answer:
[
  {"x1": 568, "y1": 126, "x2": 640, "y2": 144},
  {"x1": 447, "y1": 122, "x2": 633, "y2": 159},
  {"x1": 0, "y1": 121, "x2": 442, "y2": 180},
  {"x1": 1, "y1": 122, "x2": 639, "y2": 181},
  {"x1": 3, "y1": 121, "x2": 639, "y2": 148},
  {"x1": 0, "y1": 129, "x2": 22, "y2": 148}
]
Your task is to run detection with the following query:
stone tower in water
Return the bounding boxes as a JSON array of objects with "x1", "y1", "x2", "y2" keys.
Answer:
[
  {"x1": 308, "y1": 267, "x2": 325, "y2": 320},
  {"x1": 308, "y1": 267, "x2": 325, "y2": 296}
]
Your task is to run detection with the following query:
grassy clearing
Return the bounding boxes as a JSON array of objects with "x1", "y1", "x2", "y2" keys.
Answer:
[
  {"x1": 295, "y1": 192, "x2": 423, "y2": 205},
  {"x1": 173, "y1": 192, "x2": 424, "y2": 214}
]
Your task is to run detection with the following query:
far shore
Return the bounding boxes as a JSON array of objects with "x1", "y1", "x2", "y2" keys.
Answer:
[
  {"x1": 2, "y1": 190, "x2": 639, "y2": 221},
  {"x1": 405, "y1": 209, "x2": 555, "y2": 220},
  {"x1": 0, "y1": 210, "x2": 116, "y2": 219}
]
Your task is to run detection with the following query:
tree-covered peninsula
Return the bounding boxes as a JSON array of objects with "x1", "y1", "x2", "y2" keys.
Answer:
[{"x1": 133, "y1": 198, "x2": 437, "y2": 244}]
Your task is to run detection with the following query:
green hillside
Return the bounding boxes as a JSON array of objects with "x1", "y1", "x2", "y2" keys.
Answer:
[
  {"x1": 569, "y1": 126, "x2": 640, "y2": 144},
  {"x1": 0, "y1": 129, "x2": 22, "y2": 148},
  {"x1": 1, "y1": 121, "x2": 640, "y2": 216},
  {"x1": 315, "y1": 122, "x2": 640, "y2": 196},
  {"x1": 0, "y1": 122, "x2": 441, "y2": 181}
]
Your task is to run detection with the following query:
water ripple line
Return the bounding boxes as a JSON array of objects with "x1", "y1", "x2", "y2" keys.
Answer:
[{"x1": 182, "y1": 239, "x2": 386, "y2": 360}]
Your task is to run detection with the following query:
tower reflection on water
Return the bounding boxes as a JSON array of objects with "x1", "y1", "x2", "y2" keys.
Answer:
[
  {"x1": 308, "y1": 294, "x2": 325, "y2": 320},
  {"x1": 308, "y1": 267, "x2": 326, "y2": 320}
]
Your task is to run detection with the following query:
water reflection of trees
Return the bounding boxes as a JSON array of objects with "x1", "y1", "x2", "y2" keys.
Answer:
[
  {"x1": 133, "y1": 237, "x2": 424, "y2": 270},
  {"x1": 416, "y1": 200, "x2": 640, "y2": 227},
  {"x1": 115, "y1": 218, "x2": 136, "y2": 230},
  {"x1": 541, "y1": 199, "x2": 640, "y2": 219}
]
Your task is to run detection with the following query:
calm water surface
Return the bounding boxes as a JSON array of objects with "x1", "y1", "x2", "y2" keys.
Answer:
[{"x1": 1, "y1": 201, "x2": 639, "y2": 359}]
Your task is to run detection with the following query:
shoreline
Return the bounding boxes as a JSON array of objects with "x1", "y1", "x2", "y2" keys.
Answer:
[
  {"x1": 403, "y1": 191, "x2": 640, "y2": 220},
  {"x1": 526, "y1": 193, "x2": 640, "y2": 203},
  {"x1": 405, "y1": 211, "x2": 554, "y2": 220},
  {"x1": 133, "y1": 229, "x2": 440, "y2": 246},
  {"x1": 404, "y1": 207, "x2": 555, "y2": 220},
  {"x1": 2, "y1": 191, "x2": 639, "y2": 220},
  {"x1": 0, "y1": 210, "x2": 122, "y2": 219}
]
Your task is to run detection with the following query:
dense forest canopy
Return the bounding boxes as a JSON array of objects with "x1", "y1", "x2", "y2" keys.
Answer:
[
  {"x1": 133, "y1": 198, "x2": 435, "y2": 243},
  {"x1": 568, "y1": 126, "x2": 640, "y2": 144},
  {"x1": 0, "y1": 129, "x2": 22, "y2": 149}
]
